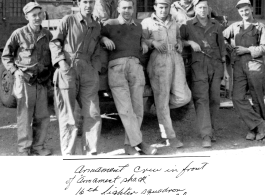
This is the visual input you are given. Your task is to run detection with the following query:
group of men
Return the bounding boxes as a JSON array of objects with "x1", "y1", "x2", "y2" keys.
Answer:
[{"x1": 2, "y1": 0, "x2": 265, "y2": 156}]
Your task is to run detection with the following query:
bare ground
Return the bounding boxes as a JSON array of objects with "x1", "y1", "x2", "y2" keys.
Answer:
[{"x1": 0, "y1": 100, "x2": 265, "y2": 156}]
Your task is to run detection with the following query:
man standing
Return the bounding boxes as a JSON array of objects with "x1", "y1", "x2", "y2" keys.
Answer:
[
  {"x1": 180, "y1": 0, "x2": 229, "y2": 147},
  {"x1": 2, "y1": 2, "x2": 52, "y2": 156},
  {"x1": 101, "y1": 0, "x2": 157, "y2": 155},
  {"x1": 141, "y1": 0, "x2": 191, "y2": 148},
  {"x1": 50, "y1": 0, "x2": 102, "y2": 155},
  {"x1": 223, "y1": 0, "x2": 265, "y2": 141}
]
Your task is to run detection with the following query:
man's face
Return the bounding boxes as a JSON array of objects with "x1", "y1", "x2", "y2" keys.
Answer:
[
  {"x1": 238, "y1": 5, "x2": 253, "y2": 21},
  {"x1": 154, "y1": 3, "x2": 170, "y2": 20},
  {"x1": 117, "y1": 1, "x2": 134, "y2": 21},
  {"x1": 78, "y1": 0, "x2": 95, "y2": 16},
  {"x1": 25, "y1": 8, "x2": 43, "y2": 27},
  {"x1": 195, "y1": 1, "x2": 208, "y2": 19}
]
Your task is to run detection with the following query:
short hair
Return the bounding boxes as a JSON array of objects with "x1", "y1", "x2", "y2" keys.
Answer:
[{"x1": 118, "y1": 0, "x2": 135, "y2": 6}]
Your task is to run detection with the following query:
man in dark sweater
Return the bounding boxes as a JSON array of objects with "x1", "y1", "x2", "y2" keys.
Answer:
[{"x1": 101, "y1": 0, "x2": 157, "y2": 155}]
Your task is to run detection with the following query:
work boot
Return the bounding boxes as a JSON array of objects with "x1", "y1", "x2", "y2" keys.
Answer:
[
  {"x1": 32, "y1": 148, "x2": 52, "y2": 156},
  {"x1": 157, "y1": 138, "x2": 183, "y2": 148},
  {"x1": 256, "y1": 121, "x2": 265, "y2": 141},
  {"x1": 124, "y1": 145, "x2": 140, "y2": 156},
  {"x1": 246, "y1": 131, "x2": 256, "y2": 141},
  {"x1": 138, "y1": 142, "x2": 157, "y2": 155},
  {"x1": 202, "y1": 136, "x2": 211, "y2": 148}
]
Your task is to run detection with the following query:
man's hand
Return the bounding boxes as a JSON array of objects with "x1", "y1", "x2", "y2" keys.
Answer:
[
  {"x1": 188, "y1": 40, "x2": 201, "y2": 52},
  {"x1": 14, "y1": 69, "x2": 25, "y2": 83},
  {"x1": 141, "y1": 42, "x2": 149, "y2": 54},
  {"x1": 101, "y1": 37, "x2": 115, "y2": 51},
  {"x1": 152, "y1": 41, "x2": 167, "y2": 53},
  {"x1": 175, "y1": 41, "x2": 183, "y2": 53},
  {"x1": 235, "y1": 46, "x2": 250, "y2": 55},
  {"x1": 58, "y1": 60, "x2": 70, "y2": 71}
]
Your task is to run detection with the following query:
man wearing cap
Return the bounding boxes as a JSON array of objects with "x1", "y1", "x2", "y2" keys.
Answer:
[
  {"x1": 180, "y1": 0, "x2": 229, "y2": 147},
  {"x1": 50, "y1": 0, "x2": 102, "y2": 155},
  {"x1": 101, "y1": 0, "x2": 157, "y2": 155},
  {"x1": 141, "y1": 0, "x2": 191, "y2": 148},
  {"x1": 1, "y1": 2, "x2": 53, "y2": 156},
  {"x1": 223, "y1": 0, "x2": 265, "y2": 141}
]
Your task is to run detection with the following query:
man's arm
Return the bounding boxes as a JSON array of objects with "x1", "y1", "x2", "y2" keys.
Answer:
[
  {"x1": 248, "y1": 24, "x2": 265, "y2": 58},
  {"x1": 49, "y1": 15, "x2": 69, "y2": 69},
  {"x1": 101, "y1": 24, "x2": 115, "y2": 50},
  {"x1": 180, "y1": 23, "x2": 201, "y2": 52},
  {"x1": 1, "y1": 31, "x2": 19, "y2": 74},
  {"x1": 91, "y1": 41, "x2": 102, "y2": 73}
]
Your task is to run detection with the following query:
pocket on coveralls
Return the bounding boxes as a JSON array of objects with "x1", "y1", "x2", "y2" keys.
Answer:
[{"x1": 53, "y1": 68, "x2": 76, "y2": 89}]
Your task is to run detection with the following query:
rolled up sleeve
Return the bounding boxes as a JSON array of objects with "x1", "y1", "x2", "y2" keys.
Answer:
[
  {"x1": 141, "y1": 19, "x2": 154, "y2": 48},
  {"x1": 248, "y1": 25, "x2": 265, "y2": 58}
]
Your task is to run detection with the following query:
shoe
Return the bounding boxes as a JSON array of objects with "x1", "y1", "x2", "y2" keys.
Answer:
[
  {"x1": 157, "y1": 138, "x2": 183, "y2": 148},
  {"x1": 211, "y1": 135, "x2": 217, "y2": 142},
  {"x1": 32, "y1": 148, "x2": 52, "y2": 156},
  {"x1": 246, "y1": 131, "x2": 256, "y2": 140},
  {"x1": 138, "y1": 142, "x2": 157, "y2": 155},
  {"x1": 124, "y1": 145, "x2": 140, "y2": 156},
  {"x1": 202, "y1": 136, "x2": 211, "y2": 148},
  {"x1": 256, "y1": 121, "x2": 265, "y2": 140},
  {"x1": 19, "y1": 151, "x2": 30, "y2": 156},
  {"x1": 169, "y1": 138, "x2": 184, "y2": 148}
]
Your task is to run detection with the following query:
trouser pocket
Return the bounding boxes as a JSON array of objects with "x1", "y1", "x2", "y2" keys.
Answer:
[{"x1": 53, "y1": 68, "x2": 76, "y2": 89}]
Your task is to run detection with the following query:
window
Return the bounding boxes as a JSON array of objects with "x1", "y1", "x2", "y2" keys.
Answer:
[
  {"x1": 137, "y1": 0, "x2": 154, "y2": 12},
  {"x1": 250, "y1": 0, "x2": 263, "y2": 17}
]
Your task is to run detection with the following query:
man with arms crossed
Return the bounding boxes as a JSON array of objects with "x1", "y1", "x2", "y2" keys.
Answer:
[
  {"x1": 101, "y1": 0, "x2": 157, "y2": 155},
  {"x1": 50, "y1": 0, "x2": 102, "y2": 155},
  {"x1": 223, "y1": 0, "x2": 265, "y2": 141},
  {"x1": 180, "y1": 0, "x2": 229, "y2": 147}
]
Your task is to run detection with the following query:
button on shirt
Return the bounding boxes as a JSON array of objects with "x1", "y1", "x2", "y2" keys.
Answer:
[{"x1": 49, "y1": 12, "x2": 101, "y2": 70}]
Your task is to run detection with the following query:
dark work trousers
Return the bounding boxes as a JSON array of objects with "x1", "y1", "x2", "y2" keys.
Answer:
[
  {"x1": 54, "y1": 58, "x2": 102, "y2": 155},
  {"x1": 191, "y1": 57, "x2": 223, "y2": 138},
  {"x1": 232, "y1": 59, "x2": 265, "y2": 131}
]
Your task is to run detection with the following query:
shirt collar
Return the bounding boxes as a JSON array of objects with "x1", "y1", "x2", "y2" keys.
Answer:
[
  {"x1": 237, "y1": 19, "x2": 260, "y2": 28},
  {"x1": 117, "y1": 14, "x2": 137, "y2": 26},
  {"x1": 151, "y1": 13, "x2": 172, "y2": 24},
  {"x1": 76, "y1": 12, "x2": 97, "y2": 27},
  {"x1": 192, "y1": 16, "x2": 216, "y2": 25},
  {"x1": 26, "y1": 23, "x2": 44, "y2": 35}
]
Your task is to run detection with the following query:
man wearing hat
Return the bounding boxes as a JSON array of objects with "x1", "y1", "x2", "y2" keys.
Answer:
[
  {"x1": 223, "y1": 0, "x2": 265, "y2": 141},
  {"x1": 141, "y1": 0, "x2": 191, "y2": 148},
  {"x1": 50, "y1": 0, "x2": 102, "y2": 155},
  {"x1": 180, "y1": 0, "x2": 229, "y2": 147},
  {"x1": 101, "y1": 0, "x2": 157, "y2": 155},
  {"x1": 1, "y1": 2, "x2": 53, "y2": 156}
]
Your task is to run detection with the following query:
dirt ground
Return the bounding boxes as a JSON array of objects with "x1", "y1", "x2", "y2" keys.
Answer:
[{"x1": 0, "y1": 99, "x2": 265, "y2": 156}]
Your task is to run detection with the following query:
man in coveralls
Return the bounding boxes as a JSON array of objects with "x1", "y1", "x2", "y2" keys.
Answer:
[
  {"x1": 223, "y1": 0, "x2": 265, "y2": 141},
  {"x1": 180, "y1": 0, "x2": 229, "y2": 147},
  {"x1": 141, "y1": 0, "x2": 191, "y2": 148},
  {"x1": 93, "y1": 0, "x2": 118, "y2": 22},
  {"x1": 50, "y1": 0, "x2": 102, "y2": 155},
  {"x1": 101, "y1": 0, "x2": 157, "y2": 155},
  {"x1": 2, "y1": 2, "x2": 53, "y2": 156}
]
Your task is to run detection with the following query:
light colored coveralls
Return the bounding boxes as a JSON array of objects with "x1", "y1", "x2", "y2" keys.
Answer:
[
  {"x1": 93, "y1": 0, "x2": 118, "y2": 22},
  {"x1": 50, "y1": 13, "x2": 102, "y2": 155},
  {"x1": 2, "y1": 24, "x2": 52, "y2": 153},
  {"x1": 223, "y1": 21, "x2": 265, "y2": 131},
  {"x1": 142, "y1": 14, "x2": 191, "y2": 139},
  {"x1": 101, "y1": 16, "x2": 144, "y2": 147}
]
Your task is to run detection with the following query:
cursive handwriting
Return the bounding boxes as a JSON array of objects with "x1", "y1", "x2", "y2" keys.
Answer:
[
  {"x1": 101, "y1": 185, "x2": 138, "y2": 195},
  {"x1": 75, "y1": 164, "x2": 129, "y2": 174},
  {"x1": 141, "y1": 187, "x2": 186, "y2": 195},
  {"x1": 176, "y1": 161, "x2": 208, "y2": 178}
]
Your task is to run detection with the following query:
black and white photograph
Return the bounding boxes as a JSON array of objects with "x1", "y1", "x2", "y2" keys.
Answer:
[{"x1": 0, "y1": 0, "x2": 265, "y2": 194}]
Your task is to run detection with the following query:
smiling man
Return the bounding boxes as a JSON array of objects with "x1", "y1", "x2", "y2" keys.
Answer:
[
  {"x1": 101, "y1": 0, "x2": 157, "y2": 155},
  {"x1": 2, "y1": 2, "x2": 53, "y2": 156},
  {"x1": 50, "y1": 0, "x2": 102, "y2": 155},
  {"x1": 223, "y1": 0, "x2": 265, "y2": 141},
  {"x1": 141, "y1": 0, "x2": 191, "y2": 149}
]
